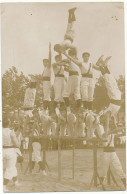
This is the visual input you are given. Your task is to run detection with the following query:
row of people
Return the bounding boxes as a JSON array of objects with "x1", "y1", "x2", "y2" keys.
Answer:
[{"x1": 3, "y1": 106, "x2": 126, "y2": 192}]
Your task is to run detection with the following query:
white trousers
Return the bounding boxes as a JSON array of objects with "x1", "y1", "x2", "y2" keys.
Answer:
[
  {"x1": 3, "y1": 148, "x2": 17, "y2": 180},
  {"x1": 63, "y1": 75, "x2": 81, "y2": 100},
  {"x1": 81, "y1": 77, "x2": 95, "y2": 101},
  {"x1": 54, "y1": 77, "x2": 65, "y2": 102},
  {"x1": 105, "y1": 103, "x2": 120, "y2": 117},
  {"x1": 64, "y1": 22, "x2": 75, "y2": 42},
  {"x1": 43, "y1": 81, "x2": 51, "y2": 101},
  {"x1": 104, "y1": 74, "x2": 121, "y2": 100},
  {"x1": 46, "y1": 122, "x2": 57, "y2": 136},
  {"x1": 100, "y1": 151, "x2": 125, "y2": 179},
  {"x1": 32, "y1": 142, "x2": 42, "y2": 163}
]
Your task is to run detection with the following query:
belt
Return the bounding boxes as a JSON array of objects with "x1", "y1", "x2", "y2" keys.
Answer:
[
  {"x1": 69, "y1": 71, "x2": 79, "y2": 76},
  {"x1": 103, "y1": 147, "x2": 115, "y2": 152},
  {"x1": 43, "y1": 77, "x2": 50, "y2": 81},
  {"x1": 3, "y1": 146, "x2": 17, "y2": 148},
  {"x1": 82, "y1": 74, "x2": 93, "y2": 78},
  {"x1": 55, "y1": 74, "x2": 64, "y2": 78},
  {"x1": 110, "y1": 99, "x2": 121, "y2": 106}
]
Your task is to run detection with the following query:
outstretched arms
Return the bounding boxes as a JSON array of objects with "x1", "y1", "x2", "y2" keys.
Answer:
[{"x1": 62, "y1": 51, "x2": 82, "y2": 67}]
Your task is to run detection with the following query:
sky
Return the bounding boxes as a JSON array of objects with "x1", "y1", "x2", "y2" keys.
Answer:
[{"x1": 1, "y1": 2, "x2": 125, "y2": 79}]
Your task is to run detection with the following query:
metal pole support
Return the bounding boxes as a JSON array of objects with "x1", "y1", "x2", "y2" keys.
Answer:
[{"x1": 58, "y1": 138, "x2": 61, "y2": 181}]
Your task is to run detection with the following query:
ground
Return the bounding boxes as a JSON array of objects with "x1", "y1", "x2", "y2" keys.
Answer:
[{"x1": 7, "y1": 148, "x2": 126, "y2": 192}]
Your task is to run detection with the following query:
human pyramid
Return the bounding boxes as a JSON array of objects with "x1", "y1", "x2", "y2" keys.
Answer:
[
  {"x1": 2, "y1": 8, "x2": 126, "y2": 192},
  {"x1": 22, "y1": 7, "x2": 122, "y2": 137}
]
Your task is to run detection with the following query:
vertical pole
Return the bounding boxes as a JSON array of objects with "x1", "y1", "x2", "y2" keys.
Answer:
[
  {"x1": 58, "y1": 137, "x2": 61, "y2": 181},
  {"x1": 29, "y1": 136, "x2": 32, "y2": 173},
  {"x1": 107, "y1": 166, "x2": 111, "y2": 185},
  {"x1": 72, "y1": 139, "x2": 75, "y2": 179},
  {"x1": 49, "y1": 42, "x2": 51, "y2": 66},
  {"x1": 93, "y1": 141, "x2": 97, "y2": 186},
  {"x1": 43, "y1": 137, "x2": 46, "y2": 166}
]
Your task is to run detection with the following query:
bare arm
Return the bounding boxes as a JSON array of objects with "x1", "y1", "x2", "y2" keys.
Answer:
[
  {"x1": 93, "y1": 64, "x2": 100, "y2": 71},
  {"x1": 53, "y1": 60, "x2": 70, "y2": 68},
  {"x1": 62, "y1": 52, "x2": 82, "y2": 67}
]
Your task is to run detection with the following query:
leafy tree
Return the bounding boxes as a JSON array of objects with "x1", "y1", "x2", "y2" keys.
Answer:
[{"x1": 2, "y1": 66, "x2": 29, "y2": 109}]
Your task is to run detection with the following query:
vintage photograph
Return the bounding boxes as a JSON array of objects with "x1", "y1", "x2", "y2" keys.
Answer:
[{"x1": 1, "y1": 2, "x2": 126, "y2": 192}]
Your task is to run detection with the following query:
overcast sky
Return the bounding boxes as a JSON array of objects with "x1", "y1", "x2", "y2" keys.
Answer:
[{"x1": 1, "y1": 2, "x2": 125, "y2": 79}]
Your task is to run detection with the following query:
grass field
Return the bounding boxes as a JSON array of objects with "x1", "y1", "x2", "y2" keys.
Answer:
[{"x1": 7, "y1": 148, "x2": 126, "y2": 192}]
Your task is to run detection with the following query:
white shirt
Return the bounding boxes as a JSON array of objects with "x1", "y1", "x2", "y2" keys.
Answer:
[
  {"x1": 43, "y1": 67, "x2": 51, "y2": 77},
  {"x1": 69, "y1": 61, "x2": 80, "y2": 74},
  {"x1": 53, "y1": 65, "x2": 64, "y2": 75},
  {"x1": 96, "y1": 125, "x2": 115, "y2": 147},
  {"x1": 3, "y1": 128, "x2": 14, "y2": 146},
  {"x1": 80, "y1": 62, "x2": 93, "y2": 74},
  {"x1": 103, "y1": 134, "x2": 115, "y2": 147},
  {"x1": 103, "y1": 74, "x2": 121, "y2": 100}
]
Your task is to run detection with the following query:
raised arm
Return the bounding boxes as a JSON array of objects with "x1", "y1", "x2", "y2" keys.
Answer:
[
  {"x1": 62, "y1": 51, "x2": 82, "y2": 67},
  {"x1": 53, "y1": 59, "x2": 70, "y2": 68},
  {"x1": 93, "y1": 64, "x2": 100, "y2": 71}
]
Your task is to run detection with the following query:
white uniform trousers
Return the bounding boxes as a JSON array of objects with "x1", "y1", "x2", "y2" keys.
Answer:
[
  {"x1": 100, "y1": 151, "x2": 125, "y2": 179},
  {"x1": 105, "y1": 103, "x2": 121, "y2": 117},
  {"x1": 46, "y1": 122, "x2": 57, "y2": 136},
  {"x1": 3, "y1": 148, "x2": 17, "y2": 180},
  {"x1": 103, "y1": 74, "x2": 121, "y2": 100},
  {"x1": 43, "y1": 81, "x2": 51, "y2": 101},
  {"x1": 32, "y1": 142, "x2": 42, "y2": 163},
  {"x1": 54, "y1": 77, "x2": 65, "y2": 102},
  {"x1": 81, "y1": 77, "x2": 95, "y2": 101},
  {"x1": 62, "y1": 22, "x2": 75, "y2": 47},
  {"x1": 63, "y1": 75, "x2": 81, "y2": 100}
]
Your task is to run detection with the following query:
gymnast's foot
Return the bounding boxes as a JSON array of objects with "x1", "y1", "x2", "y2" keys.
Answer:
[
  {"x1": 42, "y1": 170, "x2": 47, "y2": 176},
  {"x1": 68, "y1": 7, "x2": 77, "y2": 13}
]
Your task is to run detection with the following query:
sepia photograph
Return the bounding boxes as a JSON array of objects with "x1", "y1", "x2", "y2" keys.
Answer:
[{"x1": 1, "y1": 1, "x2": 126, "y2": 192}]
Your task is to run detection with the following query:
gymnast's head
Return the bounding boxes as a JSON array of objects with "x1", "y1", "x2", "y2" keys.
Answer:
[
  {"x1": 68, "y1": 48, "x2": 77, "y2": 58},
  {"x1": 82, "y1": 52, "x2": 90, "y2": 63},
  {"x1": 43, "y1": 59, "x2": 49, "y2": 67},
  {"x1": 55, "y1": 54, "x2": 62, "y2": 62}
]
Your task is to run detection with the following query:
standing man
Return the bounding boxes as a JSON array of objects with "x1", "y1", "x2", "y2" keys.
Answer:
[
  {"x1": 3, "y1": 118, "x2": 20, "y2": 192},
  {"x1": 53, "y1": 54, "x2": 68, "y2": 112},
  {"x1": 80, "y1": 52, "x2": 95, "y2": 110},
  {"x1": 54, "y1": 8, "x2": 77, "y2": 53},
  {"x1": 31, "y1": 126, "x2": 46, "y2": 175},
  {"x1": 62, "y1": 50, "x2": 101, "y2": 112},
  {"x1": 62, "y1": 48, "x2": 81, "y2": 114},
  {"x1": 95, "y1": 55, "x2": 121, "y2": 133},
  {"x1": 42, "y1": 58, "x2": 51, "y2": 113},
  {"x1": 94, "y1": 118, "x2": 126, "y2": 188}
]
